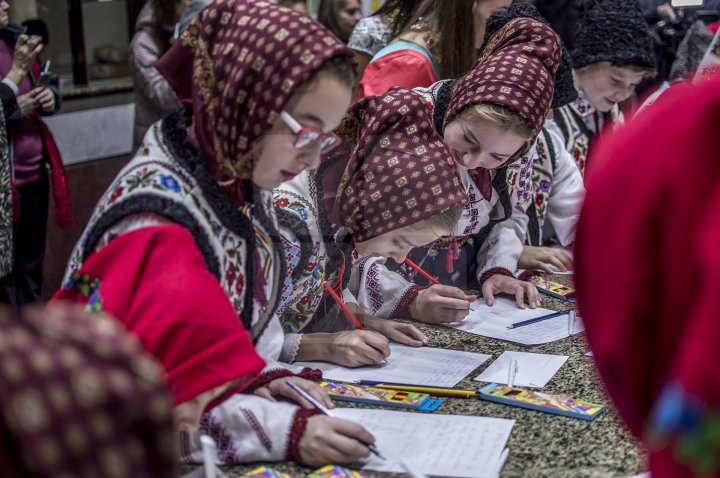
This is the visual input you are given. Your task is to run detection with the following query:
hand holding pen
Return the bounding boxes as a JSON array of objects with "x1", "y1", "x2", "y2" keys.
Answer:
[{"x1": 286, "y1": 380, "x2": 385, "y2": 465}]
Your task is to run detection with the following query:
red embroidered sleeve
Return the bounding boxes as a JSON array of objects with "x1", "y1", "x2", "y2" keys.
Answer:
[
  {"x1": 285, "y1": 408, "x2": 323, "y2": 463},
  {"x1": 244, "y1": 368, "x2": 295, "y2": 394},
  {"x1": 479, "y1": 267, "x2": 515, "y2": 286},
  {"x1": 391, "y1": 284, "x2": 429, "y2": 319}
]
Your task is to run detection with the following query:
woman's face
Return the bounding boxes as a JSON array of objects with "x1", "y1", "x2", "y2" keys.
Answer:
[
  {"x1": 0, "y1": 2, "x2": 10, "y2": 30},
  {"x1": 444, "y1": 115, "x2": 527, "y2": 171},
  {"x1": 354, "y1": 223, "x2": 443, "y2": 264},
  {"x1": 253, "y1": 74, "x2": 352, "y2": 189},
  {"x1": 337, "y1": 0, "x2": 363, "y2": 41},
  {"x1": 473, "y1": 0, "x2": 512, "y2": 49},
  {"x1": 574, "y1": 62, "x2": 646, "y2": 113}
]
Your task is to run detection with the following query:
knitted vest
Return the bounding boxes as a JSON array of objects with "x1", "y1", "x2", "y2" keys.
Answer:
[{"x1": 64, "y1": 114, "x2": 283, "y2": 342}]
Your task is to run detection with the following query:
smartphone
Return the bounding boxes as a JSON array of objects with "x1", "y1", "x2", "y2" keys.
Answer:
[{"x1": 37, "y1": 72, "x2": 51, "y2": 88}]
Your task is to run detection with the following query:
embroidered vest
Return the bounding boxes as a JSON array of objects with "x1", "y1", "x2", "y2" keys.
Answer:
[
  {"x1": 273, "y1": 168, "x2": 352, "y2": 333},
  {"x1": 64, "y1": 115, "x2": 283, "y2": 343}
]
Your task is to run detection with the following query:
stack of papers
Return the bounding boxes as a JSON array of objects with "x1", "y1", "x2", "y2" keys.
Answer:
[
  {"x1": 333, "y1": 408, "x2": 514, "y2": 478},
  {"x1": 447, "y1": 298, "x2": 584, "y2": 345},
  {"x1": 291, "y1": 343, "x2": 491, "y2": 387}
]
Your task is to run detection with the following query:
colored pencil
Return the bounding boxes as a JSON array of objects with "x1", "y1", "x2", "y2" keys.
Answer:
[
  {"x1": 285, "y1": 380, "x2": 385, "y2": 460},
  {"x1": 404, "y1": 258, "x2": 440, "y2": 285},
  {"x1": 323, "y1": 281, "x2": 365, "y2": 330},
  {"x1": 536, "y1": 286, "x2": 570, "y2": 301},
  {"x1": 506, "y1": 310, "x2": 570, "y2": 329},
  {"x1": 358, "y1": 380, "x2": 479, "y2": 398}
]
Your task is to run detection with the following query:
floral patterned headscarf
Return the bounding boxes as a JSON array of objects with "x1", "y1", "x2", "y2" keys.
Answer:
[
  {"x1": 156, "y1": 0, "x2": 355, "y2": 189},
  {"x1": 324, "y1": 87, "x2": 467, "y2": 242},
  {"x1": 445, "y1": 18, "x2": 562, "y2": 138},
  {"x1": 0, "y1": 304, "x2": 176, "y2": 477}
]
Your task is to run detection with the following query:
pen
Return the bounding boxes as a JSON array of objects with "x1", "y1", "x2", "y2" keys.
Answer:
[
  {"x1": 493, "y1": 447, "x2": 510, "y2": 478},
  {"x1": 200, "y1": 435, "x2": 218, "y2": 478},
  {"x1": 285, "y1": 380, "x2": 385, "y2": 460},
  {"x1": 536, "y1": 286, "x2": 571, "y2": 302},
  {"x1": 404, "y1": 259, "x2": 475, "y2": 311},
  {"x1": 323, "y1": 281, "x2": 365, "y2": 330},
  {"x1": 506, "y1": 310, "x2": 571, "y2": 329},
  {"x1": 358, "y1": 380, "x2": 479, "y2": 398},
  {"x1": 404, "y1": 258, "x2": 440, "y2": 284}
]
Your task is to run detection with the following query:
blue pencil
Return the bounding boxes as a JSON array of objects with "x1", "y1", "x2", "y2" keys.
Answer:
[
  {"x1": 506, "y1": 310, "x2": 570, "y2": 329},
  {"x1": 536, "y1": 286, "x2": 569, "y2": 301}
]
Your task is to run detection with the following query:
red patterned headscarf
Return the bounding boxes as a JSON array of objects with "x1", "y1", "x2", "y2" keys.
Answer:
[
  {"x1": 445, "y1": 18, "x2": 562, "y2": 138},
  {"x1": 0, "y1": 304, "x2": 176, "y2": 477},
  {"x1": 325, "y1": 87, "x2": 467, "y2": 242},
  {"x1": 156, "y1": 0, "x2": 355, "y2": 187}
]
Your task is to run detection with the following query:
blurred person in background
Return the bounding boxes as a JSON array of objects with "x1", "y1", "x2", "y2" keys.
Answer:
[
  {"x1": 0, "y1": 0, "x2": 70, "y2": 307},
  {"x1": 278, "y1": 0, "x2": 309, "y2": 14},
  {"x1": 130, "y1": 0, "x2": 189, "y2": 147},
  {"x1": 317, "y1": 0, "x2": 364, "y2": 43}
]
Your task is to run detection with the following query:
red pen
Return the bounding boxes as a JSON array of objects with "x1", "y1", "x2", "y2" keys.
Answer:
[
  {"x1": 404, "y1": 258, "x2": 440, "y2": 285},
  {"x1": 322, "y1": 281, "x2": 365, "y2": 330}
]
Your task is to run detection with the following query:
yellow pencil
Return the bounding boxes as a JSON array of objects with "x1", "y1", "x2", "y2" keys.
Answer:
[{"x1": 360, "y1": 382, "x2": 479, "y2": 398}]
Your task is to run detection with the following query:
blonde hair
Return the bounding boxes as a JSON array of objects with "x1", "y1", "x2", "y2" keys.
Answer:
[{"x1": 406, "y1": 203, "x2": 465, "y2": 237}]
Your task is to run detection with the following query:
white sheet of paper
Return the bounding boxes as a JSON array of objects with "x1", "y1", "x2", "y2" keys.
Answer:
[
  {"x1": 291, "y1": 343, "x2": 490, "y2": 387},
  {"x1": 474, "y1": 351, "x2": 568, "y2": 388},
  {"x1": 332, "y1": 408, "x2": 514, "y2": 478},
  {"x1": 626, "y1": 474, "x2": 650, "y2": 478},
  {"x1": 447, "y1": 297, "x2": 584, "y2": 345}
]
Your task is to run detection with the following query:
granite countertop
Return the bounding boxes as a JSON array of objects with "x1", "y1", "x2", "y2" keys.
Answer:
[{"x1": 183, "y1": 275, "x2": 647, "y2": 478}]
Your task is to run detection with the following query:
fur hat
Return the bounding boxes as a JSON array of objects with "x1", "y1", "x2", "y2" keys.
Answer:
[
  {"x1": 571, "y1": 0, "x2": 655, "y2": 70},
  {"x1": 482, "y1": 3, "x2": 578, "y2": 108}
]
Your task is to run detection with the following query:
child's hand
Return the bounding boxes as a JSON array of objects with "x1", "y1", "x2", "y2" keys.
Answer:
[
  {"x1": 363, "y1": 315, "x2": 428, "y2": 347},
  {"x1": 518, "y1": 246, "x2": 573, "y2": 274},
  {"x1": 482, "y1": 274, "x2": 541, "y2": 309},
  {"x1": 300, "y1": 415, "x2": 375, "y2": 466},
  {"x1": 253, "y1": 376, "x2": 333, "y2": 409},
  {"x1": 410, "y1": 285, "x2": 476, "y2": 324}
]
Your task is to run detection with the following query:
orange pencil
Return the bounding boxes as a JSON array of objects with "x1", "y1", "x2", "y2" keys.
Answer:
[
  {"x1": 322, "y1": 281, "x2": 365, "y2": 330},
  {"x1": 404, "y1": 258, "x2": 440, "y2": 285}
]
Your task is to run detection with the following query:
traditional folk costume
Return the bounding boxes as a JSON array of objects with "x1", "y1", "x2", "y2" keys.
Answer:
[
  {"x1": 0, "y1": 305, "x2": 176, "y2": 477},
  {"x1": 487, "y1": 3, "x2": 584, "y2": 251},
  {"x1": 576, "y1": 73, "x2": 720, "y2": 478},
  {"x1": 552, "y1": 0, "x2": 655, "y2": 176},
  {"x1": 352, "y1": 19, "x2": 562, "y2": 312},
  {"x1": 54, "y1": 0, "x2": 356, "y2": 465},
  {"x1": 274, "y1": 87, "x2": 466, "y2": 361}
]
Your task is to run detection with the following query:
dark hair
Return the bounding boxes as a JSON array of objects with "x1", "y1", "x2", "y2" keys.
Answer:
[
  {"x1": 299, "y1": 54, "x2": 358, "y2": 93},
  {"x1": 372, "y1": 0, "x2": 423, "y2": 37},
  {"x1": 152, "y1": 0, "x2": 183, "y2": 52},
  {"x1": 21, "y1": 19, "x2": 49, "y2": 46},
  {"x1": 278, "y1": 0, "x2": 307, "y2": 9},
  {"x1": 399, "y1": 0, "x2": 477, "y2": 80},
  {"x1": 317, "y1": 0, "x2": 355, "y2": 42}
]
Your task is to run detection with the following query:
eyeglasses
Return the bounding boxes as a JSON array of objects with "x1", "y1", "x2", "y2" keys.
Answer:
[{"x1": 280, "y1": 111, "x2": 341, "y2": 153}]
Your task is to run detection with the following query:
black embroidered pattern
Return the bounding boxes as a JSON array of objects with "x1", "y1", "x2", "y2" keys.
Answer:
[{"x1": 276, "y1": 209, "x2": 313, "y2": 283}]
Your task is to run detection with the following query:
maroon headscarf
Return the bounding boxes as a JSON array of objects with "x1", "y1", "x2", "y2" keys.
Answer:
[
  {"x1": 155, "y1": 0, "x2": 355, "y2": 189},
  {"x1": 0, "y1": 304, "x2": 176, "y2": 477},
  {"x1": 445, "y1": 18, "x2": 562, "y2": 138},
  {"x1": 323, "y1": 87, "x2": 467, "y2": 242}
]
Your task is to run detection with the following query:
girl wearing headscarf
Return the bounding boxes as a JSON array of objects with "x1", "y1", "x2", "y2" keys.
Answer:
[
  {"x1": 352, "y1": 18, "x2": 561, "y2": 324},
  {"x1": 0, "y1": 304, "x2": 176, "y2": 477},
  {"x1": 575, "y1": 72, "x2": 720, "y2": 478},
  {"x1": 551, "y1": 0, "x2": 656, "y2": 177},
  {"x1": 55, "y1": 0, "x2": 374, "y2": 467},
  {"x1": 484, "y1": 3, "x2": 584, "y2": 275},
  {"x1": 275, "y1": 87, "x2": 466, "y2": 367}
]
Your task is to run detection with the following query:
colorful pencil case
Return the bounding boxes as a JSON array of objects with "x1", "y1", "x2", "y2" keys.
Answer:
[
  {"x1": 529, "y1": 277, "x2": 577, "y2": 302},
  {"x1": 478, "y1": 383, "x2": 604, "y2": 421},
  {"x1": 320, "y1": 381, "x2": 444, "y2": 411},
  {"x1": 308, "y1": 465, "x2": 373, "y2": 478},
  {"x1": 243, "y1": 466, "x2": 295, "y2": 478}
]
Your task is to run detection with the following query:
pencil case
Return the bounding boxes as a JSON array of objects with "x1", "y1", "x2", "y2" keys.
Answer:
[
  {"x1": 243, "y1": 466, "x2": 294, "y2": 478},
  {"x1": 478, "y1": 383, "x2": 604, "y2": 421},
  {"x1": 320, "y1": 381, "x2": 444, "y2": 411},
  {"x1": 308, "y1": 465, "x2": 372, "y2": 478}
]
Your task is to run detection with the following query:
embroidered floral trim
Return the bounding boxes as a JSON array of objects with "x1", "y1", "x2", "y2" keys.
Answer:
[
  {"x1": 63, "y1": 273, "x2": 105, "y2": 314},
  {"x1": 517, "y1": 270, "x2": 537, "y2": 282},
  {"x1": 196, "y1": 414, "x2": 240, "y2": 464},
  {"x1": 479, "y1": 267, "x2": 515, "y2": 286},
  {"x1": 241, "y1": 408, "x2": 273, "y2": 453},
  {"x1": 295, "y1": 367, "x2": 323, "y2": 382},
  {"x1": 244, "y1": 368, "x2": 295, "y2": 394},
  {"x1": 391, "y1": 284, "x2": 429, "y2": 319},
  {"x1": 285, "y1": 408, "x2": 323, "y2": 463}
]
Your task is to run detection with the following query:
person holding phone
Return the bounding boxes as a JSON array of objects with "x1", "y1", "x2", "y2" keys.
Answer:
[{"x1": 0, "y1": 0, "x2": 71, "y2": 306}]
